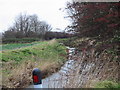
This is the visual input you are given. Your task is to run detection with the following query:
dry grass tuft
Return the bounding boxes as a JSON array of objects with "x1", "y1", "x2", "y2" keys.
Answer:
[
  {"x1": 2, "y1": 59, "x2": 63, "y2": 88},
  {"x1": 63, "y1": 49, "x2": 119, "y2": 88}
]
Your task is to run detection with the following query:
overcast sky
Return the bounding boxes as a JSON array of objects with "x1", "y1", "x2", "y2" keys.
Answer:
[{"x1": 0, "y1": 0, "x2": 71, "y2": 32}]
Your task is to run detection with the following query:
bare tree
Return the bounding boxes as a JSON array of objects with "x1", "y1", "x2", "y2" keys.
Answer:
[{"x1": 3, "y1": 13, "x2": 52, "y2": 39}]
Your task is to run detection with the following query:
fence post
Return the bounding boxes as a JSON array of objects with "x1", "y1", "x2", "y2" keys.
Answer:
[{"x1": 32, "y1": 68, "x2": 42, "y2": 88}]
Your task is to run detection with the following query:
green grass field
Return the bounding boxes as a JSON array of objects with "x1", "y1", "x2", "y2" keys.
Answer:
[
  {"x1": 1, "y1": 41, "x2": 41, "y2": 51},
  {"x1": 1, "y1": 40, "x2": 66, "y2": 62}
]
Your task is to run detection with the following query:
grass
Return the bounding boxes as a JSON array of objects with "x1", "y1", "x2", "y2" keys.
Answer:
[
  {"x1": 1, "y1": 40, "x2": 66, "y2": 62},
  {"x1": 1, "y1": 41, "x2": 40, "y2": 51},
  {"x1": 1, "y1": 39, "x2": 67, "y2": 88},
  {"x1": 95, "y1": 80, "x2": 120, "y2": 88}
]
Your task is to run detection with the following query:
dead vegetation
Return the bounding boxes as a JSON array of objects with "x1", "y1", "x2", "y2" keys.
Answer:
[
  {"x1": 2, "y1": 59, "x2": 64, "y2": 88},
  {"x1": 43, "y1": 48, "x2": 119, "y2": 88},
  {"x1": 63, "y1": 48, "x2": 119, "y2": 88}
]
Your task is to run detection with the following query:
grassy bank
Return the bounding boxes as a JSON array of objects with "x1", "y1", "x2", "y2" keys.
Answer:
[{"x1": 1, "y1": 39, "x2": 67, "y2": 88}]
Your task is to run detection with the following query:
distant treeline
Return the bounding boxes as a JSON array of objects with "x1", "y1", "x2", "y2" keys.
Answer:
[
  {"x1": 2, "y1": 31, "x2": 72, "y2": 43},
  {"x1": 2, "y1": 38, "x2": 40, "y2": 43},
  {"x1": 2, "y1": 13, "x2": 73, "y2": 43},
  {"x1": 44, "y1": 31, "x2": 72, "y2": 40}
]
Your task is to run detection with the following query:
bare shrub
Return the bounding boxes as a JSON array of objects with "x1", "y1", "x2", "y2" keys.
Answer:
[
  {"x1": 44, "y1": 49, "x2": 119, "y2": 88},
  {"x1": 63, "y1": 49, "x2": 119, "y2": 88}
]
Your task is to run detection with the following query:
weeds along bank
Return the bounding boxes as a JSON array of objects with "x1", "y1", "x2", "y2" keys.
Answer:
[
  {"x1": 1, "y1": 39, "x2": 67, "y2": 88},
  {"x1": 63, "y1": 51, "x2": 119, "y2": 88},
  {"x1": 59, "y1": 37, "x2": 120, "y2": 88}
]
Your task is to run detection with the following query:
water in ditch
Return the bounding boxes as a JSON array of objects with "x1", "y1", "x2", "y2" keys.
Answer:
[
  {"x1": 28, "y1": 47, "x2": 76, "y2": 88},
  {"x1": 28, "y1": 47, "x2": 95, "y2": 88}
]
